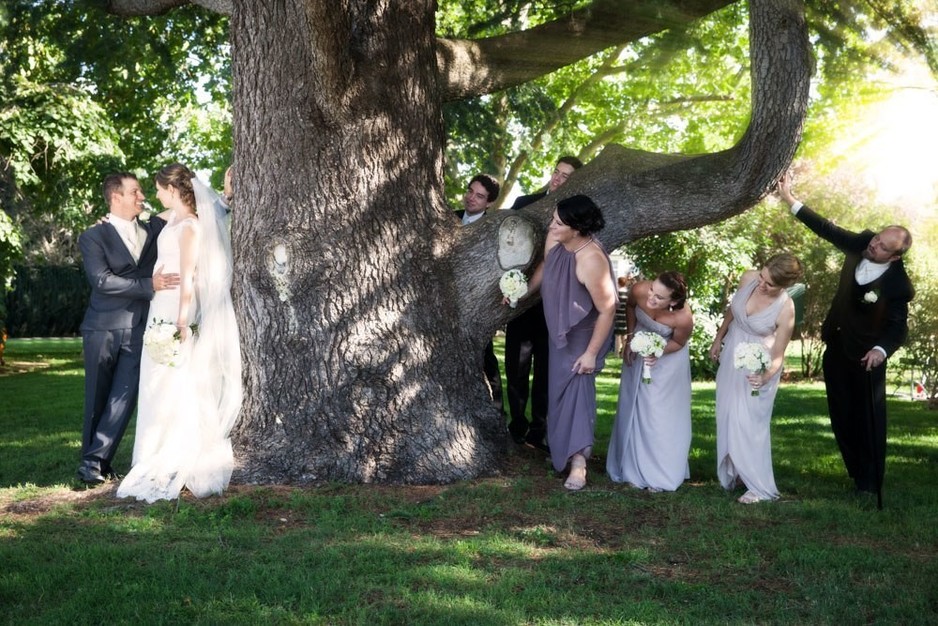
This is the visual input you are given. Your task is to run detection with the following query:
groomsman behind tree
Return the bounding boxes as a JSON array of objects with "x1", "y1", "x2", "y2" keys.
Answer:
[
  {"x1": 455, "y1": 173, "x2": 506, "y2": 414},
  {"x1": 505, "y1": 155, "x2": 583, "y2": 451}
]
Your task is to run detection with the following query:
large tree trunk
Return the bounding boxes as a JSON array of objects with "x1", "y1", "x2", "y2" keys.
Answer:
[{"x1": 230, "y1": 0, "x2": 505, "y2": 483}]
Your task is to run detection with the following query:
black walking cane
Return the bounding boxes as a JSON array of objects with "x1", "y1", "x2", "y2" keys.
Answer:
[{"x1": 868, "y1": 370, "x2": 883, "y2": 510}]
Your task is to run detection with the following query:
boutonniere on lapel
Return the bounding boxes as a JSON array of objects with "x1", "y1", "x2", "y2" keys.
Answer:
[{"x1": 862, "y1": 289, "x2": 880, "y2": 304}]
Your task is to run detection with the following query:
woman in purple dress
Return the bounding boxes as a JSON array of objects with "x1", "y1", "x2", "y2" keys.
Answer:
[{"x1": 522, "y1": 195, "x2": 617, "y2": 490}]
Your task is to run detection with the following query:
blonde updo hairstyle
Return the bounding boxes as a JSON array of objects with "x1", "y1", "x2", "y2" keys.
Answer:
[
  {"x1": 765, "y1": 252, "x2": 804, "y2": 288},
  {"x1": 155, "y1": 162, "x2": 196, "y2": 211}
]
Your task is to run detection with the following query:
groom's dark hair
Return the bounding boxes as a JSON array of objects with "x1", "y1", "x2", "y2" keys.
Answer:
[{"x1": 103, "y1": 172, "x2": 138, "y2": 207}]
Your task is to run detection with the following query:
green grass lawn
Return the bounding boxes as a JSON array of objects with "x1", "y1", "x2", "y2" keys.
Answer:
[{"x1": 1, "y1": 337, "x2": 937, "y2": 624}]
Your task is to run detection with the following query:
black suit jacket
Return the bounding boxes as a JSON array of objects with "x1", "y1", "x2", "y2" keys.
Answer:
[
  {"x1": 454, "y1": 209, "x2": 489, "y2": 222},
  {"x1": 510, "y1": 191, "x2": 547, "y2": 210},
  {"x1": 78, "y1": 217, "x2": 166, "y2": 332},
  {"x1": 796, "y1": 205, "x2": 914, "y2": 361}
]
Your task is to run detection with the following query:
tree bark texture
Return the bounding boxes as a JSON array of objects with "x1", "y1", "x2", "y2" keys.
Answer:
[{"x1": 230, "y1": 0, "x2": 509, "y2": 484}]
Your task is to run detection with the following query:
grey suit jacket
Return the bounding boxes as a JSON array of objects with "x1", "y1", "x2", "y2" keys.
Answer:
[{"x1": 78, "y1": 217, "x2": 166, "y2": 332}]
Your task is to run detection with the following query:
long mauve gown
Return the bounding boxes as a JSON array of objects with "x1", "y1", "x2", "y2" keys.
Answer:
[
  {"x1": 715, "y1": 278, "x2": 790, "y2": 500},
  {"x1": 606, "y1": 307, "x2": 692, "y2": 491},
  {"x1": 541, "y1": 240, "x2": 615, "y2": 472}
]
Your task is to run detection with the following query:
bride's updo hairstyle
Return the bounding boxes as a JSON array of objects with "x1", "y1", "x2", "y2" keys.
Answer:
[
  {"x1": 765, "y1": 252, "x2": 804, "y2": 288},
  {"x1": 155, "y1": 162, "x2": 197, "y2": 210},
  {"x1": 656, "y1": 271, "x2": 688, "y2": 310},
  {"x1": 556, "y1": 194, "x2": 605, "y2": 236}
]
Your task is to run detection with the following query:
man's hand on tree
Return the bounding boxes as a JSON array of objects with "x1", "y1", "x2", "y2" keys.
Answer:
[{"x1": 777, "y1": 169, "x2": 798, "y2": 207}]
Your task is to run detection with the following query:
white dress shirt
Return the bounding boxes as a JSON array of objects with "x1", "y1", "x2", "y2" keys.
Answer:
[
  {"x1": 109, "y1": 214, "x2": 144, "y2": 261},
  {"x1": 461, "y1": 211, "x2": 485, "y2": 226},
  {"x1": 790, "y1": 200, "x2": 889, "y2": 357}
]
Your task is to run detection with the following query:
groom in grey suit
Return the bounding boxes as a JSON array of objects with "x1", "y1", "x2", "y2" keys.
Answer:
[{"x1": 76, "y1": 172, "x2": 179, "y2": 484}]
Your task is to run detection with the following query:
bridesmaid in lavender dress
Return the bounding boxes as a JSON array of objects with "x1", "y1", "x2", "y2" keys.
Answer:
[
  {"x1": 520, "y1": 195, "x2": 617, "y2": 491},
  {"x1": 606, "y1": 272, "x2": 693, "y2": 492},
  {"x1": 709, "y1": 253, "x2": 803, "y2": 504}
]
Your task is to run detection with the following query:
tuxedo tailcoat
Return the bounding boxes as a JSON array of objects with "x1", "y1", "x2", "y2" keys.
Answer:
[{"x1": 796, "y1": 206, "x2": 913, "y2": 492}]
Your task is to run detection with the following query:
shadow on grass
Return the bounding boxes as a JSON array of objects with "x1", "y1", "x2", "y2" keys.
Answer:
[{"x1": 2, "y1": 465, "x2": 937, "y2": 624}]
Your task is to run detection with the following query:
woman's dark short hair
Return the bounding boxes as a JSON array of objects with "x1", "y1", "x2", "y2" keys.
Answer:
[
  {"x1": 556, "y1": 194, "x2": 605, "y2": 236},
  {"x1": 656, "y1": 270, "x2": 688, "y2": 309}
]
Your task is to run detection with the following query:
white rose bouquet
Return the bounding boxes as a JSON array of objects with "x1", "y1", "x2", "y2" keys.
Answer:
[
  {"x1": 631, "y1": 331, "x2": 666, "y2": 383},
  {"x1": 733, "y1": 342, "x2": 770, "y2": 396},
  {"x1": 499, "y1": 269, "x2": 528, "y2": 308},
  {"x1": 143, "y1": 319, "x2": 198, "y2": 367}
]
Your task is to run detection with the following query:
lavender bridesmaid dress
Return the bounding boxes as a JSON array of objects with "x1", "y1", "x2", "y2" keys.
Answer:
[{"x1": 540, "y1": 240, "x2": 615, "y2": 472}]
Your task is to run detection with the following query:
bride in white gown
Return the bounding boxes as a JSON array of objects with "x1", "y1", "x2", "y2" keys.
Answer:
[{"x1": 117, "y1": 163, "x2": 242, "y2": 503}]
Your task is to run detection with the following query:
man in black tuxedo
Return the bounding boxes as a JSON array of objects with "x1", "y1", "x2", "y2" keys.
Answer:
[
  {"x1": 455, "y1": 173, "x2": 505, "y2": 413},
  {"x1": 505, "y1": 155, "x2": 583, "y2": 449},
  {"x1": 779, "y1": 171, "x2": 914, "y2": 498},
  {"x1": 76, "y1": 172, "x2": 179, "y2": 484}
]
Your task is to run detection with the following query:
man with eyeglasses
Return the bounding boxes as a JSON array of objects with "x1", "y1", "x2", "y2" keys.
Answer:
[{"x1": 778, "y1": 170, "x2": 914, "y2": 506}]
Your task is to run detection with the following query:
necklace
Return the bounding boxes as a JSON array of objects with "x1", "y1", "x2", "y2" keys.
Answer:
[{"x1": 570, "y1": 236, "x2": 594, "y2": 253}]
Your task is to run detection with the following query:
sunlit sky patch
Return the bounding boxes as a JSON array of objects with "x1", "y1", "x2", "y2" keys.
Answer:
[{"x1": 831, "y1": 62, "x2": 938, "y2": 216}]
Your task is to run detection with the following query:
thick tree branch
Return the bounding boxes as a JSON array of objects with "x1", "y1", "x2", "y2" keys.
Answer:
[
  {"x1": 437, "y1": 0, "x2": 734, "y2": 101},
  {"x1": 105, "y1": 0, "x2": 231, "y2": 17},
  {"x1": 581, "y1": 0, "x2": 812, "y2": 245},
  {"x1": 452, "y1": 0, "x2": 810, "y2": 330}
]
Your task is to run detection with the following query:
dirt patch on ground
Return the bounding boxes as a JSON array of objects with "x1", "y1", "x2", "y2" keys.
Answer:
[
  {"x1": 0, "y1": 360, "x2": 50, "y2": 377},
  {"x1": 0, "y1": 444, "x2": 651, "y2": 554},
  {"x1": 1, "y1": 483, "x2": 118, "y2": 519}
]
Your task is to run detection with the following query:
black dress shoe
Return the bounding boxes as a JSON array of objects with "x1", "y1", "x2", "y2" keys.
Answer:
[{"x1": 77, "y1": 466, "x2": 106, "y2": 485}]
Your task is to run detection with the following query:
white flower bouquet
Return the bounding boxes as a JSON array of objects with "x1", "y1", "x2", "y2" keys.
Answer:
[
  {"x1": 499, "y1": 269, "x2": 528, "y2": 308},
  {"x1": 143, "y1": 319, "x2": 197, "y2": 367},
  {"x1": 733, "y1": 342, "x2": 770, "y2": 396},
  {"x1": 631, "y1": 330, "x2": 666, "y2": 383}
]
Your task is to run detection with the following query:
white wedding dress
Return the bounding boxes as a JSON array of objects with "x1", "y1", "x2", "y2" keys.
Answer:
[{"x1": 117, "y1": 179, "x2": 242, "y2": 503}]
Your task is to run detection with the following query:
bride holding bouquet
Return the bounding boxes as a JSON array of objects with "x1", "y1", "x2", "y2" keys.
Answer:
[
  {"x1": 117, "y1": 163, "x2": 242, "y2": 503},
  {"x1": 606, "y1": 271, "x2": 694, "y2": 492}
]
